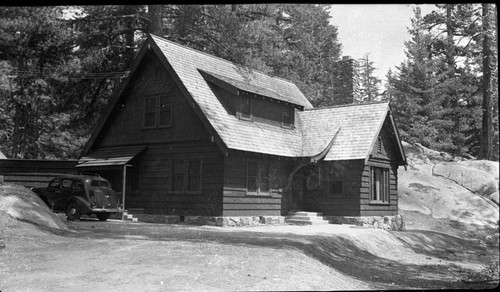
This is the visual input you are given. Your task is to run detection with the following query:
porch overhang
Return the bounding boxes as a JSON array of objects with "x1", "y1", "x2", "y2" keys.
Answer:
[{"x1": 77, "y1": 145, "x2": 146, "y2": 169}]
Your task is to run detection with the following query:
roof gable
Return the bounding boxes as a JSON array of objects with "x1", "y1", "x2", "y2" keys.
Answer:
[
  {"x1": 81, "y1": 35, "x2": 406, "y2": 164},
  {"x1": 299, "y1": 102, "x2": 406, "y2": 164}
]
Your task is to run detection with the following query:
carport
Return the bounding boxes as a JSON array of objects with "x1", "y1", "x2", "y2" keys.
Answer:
[{"x1": 76, "y1": 145, "x2": 146, "y2": 219}]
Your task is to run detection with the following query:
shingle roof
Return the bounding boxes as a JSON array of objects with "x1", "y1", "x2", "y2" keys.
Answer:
[
  {"x1": 149, "y1": 35, "x2": 402, "y2": 161},
  {"x1": 151, "y1": 35, "x2": 309, "y2": 157},
  {"x1": 80, "y1": 35, "x2": 402, "y2": 164},
  {"x1": 78, "y1": 145, "x2": 146, "y2": 168},
  {"x1": 298, "y1": 102, "x2": 390, "y2": 161}
]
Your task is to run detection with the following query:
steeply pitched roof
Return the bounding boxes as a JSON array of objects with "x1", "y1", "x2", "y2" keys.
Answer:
[
  {"x1": 298, "y1": 102, "x2": 396, "y2": 161},
  {"x1": 150, "y1": 34, "x2": 310, "y2": 157},
  {"x1": 82, "y1": 35, "x2": 406, "y2": 165}
]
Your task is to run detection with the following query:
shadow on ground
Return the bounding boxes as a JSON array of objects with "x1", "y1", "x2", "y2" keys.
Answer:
[{"x1": 62, "y1": 221, "x2": 498, "y2": 290}]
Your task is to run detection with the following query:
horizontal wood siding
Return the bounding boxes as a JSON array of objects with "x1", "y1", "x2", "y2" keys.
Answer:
[
  {"x1": 125, "y1": 141, "x2": 224, "y2": 216},
  {"x1": 303, "y1": 160, "x2": 364, "y2": 216},
  {"x1": 223, "y1": 152, "x2": 288, "y2": 217},
  {"x1": 359, "y1": 158, "x2": 399, "y2": 216},
  {"x1": 0, "y1": 159, "x2": 77, "y2": 174}
]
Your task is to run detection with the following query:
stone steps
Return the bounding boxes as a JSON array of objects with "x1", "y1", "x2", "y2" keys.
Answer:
[
  {"x1": 285, "y1": 211, "x2": 330, "y2": 225},
  {"x1": 121, "y1": 208, "x2": 145, "y2": 222}
]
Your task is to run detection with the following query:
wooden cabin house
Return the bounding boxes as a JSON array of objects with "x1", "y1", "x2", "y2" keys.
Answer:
[{"x1": 77, "y1": 34, "x2": 407, "y2": 223}]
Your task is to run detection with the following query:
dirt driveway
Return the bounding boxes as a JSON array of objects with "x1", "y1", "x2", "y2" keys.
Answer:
[{"x1": 1, "y1": 218, "x2": 497, "y2": 291}]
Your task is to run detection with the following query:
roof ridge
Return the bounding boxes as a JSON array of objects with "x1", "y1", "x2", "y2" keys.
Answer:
[
  {"x1": 304, "y1": 101, "x2": 389, "y2": 111},
  {"x1": 149, "y1": 34, "x2": 297, "y2": 86}
]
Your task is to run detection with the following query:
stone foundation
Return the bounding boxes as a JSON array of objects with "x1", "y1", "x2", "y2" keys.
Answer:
[
  {"x1": 185, "y1": 216, "x2": 285, "y2": 227},
  {"x1": 324, "y1": 214, "x2": 405, "y2": 231},
  {"x1": 123, "y1": 214, "x2": 285, "y2": 227}
]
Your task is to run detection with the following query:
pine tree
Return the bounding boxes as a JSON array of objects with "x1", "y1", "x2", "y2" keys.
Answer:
[{"x1": 357, "y1": 53, "x2": 381, "y2": 102}]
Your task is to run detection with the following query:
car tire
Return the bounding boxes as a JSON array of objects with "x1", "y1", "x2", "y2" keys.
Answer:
[
  {"x1": 66, "y1": 202, "x2": 81, "y2": 221},
  {"x1": 96, "y1": 213, "x2": 110, "y2": 221}
]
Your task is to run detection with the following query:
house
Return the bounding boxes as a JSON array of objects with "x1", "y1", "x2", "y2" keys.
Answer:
[{"x1": 77, "y1": 34, "x2": 407, "y2": 226}]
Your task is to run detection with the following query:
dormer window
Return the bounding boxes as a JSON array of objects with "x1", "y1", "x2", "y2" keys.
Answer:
[
  {"x1": 240, "y1": 95, "x2": 251, "y2": 120},
  {"x1": 282, "y1": 106, "x2": 294, "y2": 128}
]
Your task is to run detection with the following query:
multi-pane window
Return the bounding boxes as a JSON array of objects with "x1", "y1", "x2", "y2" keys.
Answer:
[
  {"x1": 328, "y1": 163, "x2": 345, "y2": 195},
  {"x1": 144, "y1": 95, "x2": 172, "y2": 128},
  {"x1": 171, "y1": 159, "x2": 202, "y2": 193},
  {"x1": 187, "y1": 160, "x2": 202, "y2": 192},
  {"x1": 246, "y1": 160, "x2": 271, "y2": 195},
  {"x1": 370, "y1": 167, "x2": 390, "y2": 203},
  {"x1": 282, "y1": 106, "x2": 294, "y2": 128},
  {"x1": 240, "y1": 95, "x2": 251, "y2": 120}
]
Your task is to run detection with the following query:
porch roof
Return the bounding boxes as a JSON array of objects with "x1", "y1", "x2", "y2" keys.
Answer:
[{"x1": 77, "y1": 145, "x2": 146, "y2": 168}]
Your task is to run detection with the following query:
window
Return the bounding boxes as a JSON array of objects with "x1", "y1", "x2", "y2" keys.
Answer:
[
  {"x1": 91, "y1": 180, "x2": 110, "y2": 188},
  {"x1": 246, "y1": 160, "x2": 271, "y2": 195},
  {"x1": 328, "y1": 164, "x2": 344, "y2": 195},
  {"x1": 282, "y1": 106, "x2": 294, "y2": 128},
  {"x1": 240, "y1": 95, "x2": 251, "y2": 120},
  {"x1": 370, "y1": 167, "x2": 390, "y2": 203},
  {"x1": 171, "y1": 159, "x2": 202, "y2": 193},
  {"x1": 49, "y1": 179, "x2": 60, "y2": 189},
  {"x1": 187, "y1": 160, "x2": 202, "y2": 192},
  {"x1": 61, "y1": 179, "x2": 72, "y2": 190},
  {"x1": 144, "y1": 95, "x2": 172, "y2": 128},
  {"x1": 171, "y1": 160, "x2": 185, "y2": 192}
]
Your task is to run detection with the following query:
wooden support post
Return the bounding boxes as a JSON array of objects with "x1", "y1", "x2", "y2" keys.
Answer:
[{"x1": 121, "y1": 165, "x2": 131, "y2": 220}]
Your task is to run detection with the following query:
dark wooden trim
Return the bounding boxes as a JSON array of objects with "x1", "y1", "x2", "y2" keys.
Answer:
[
  {"x1": 149, "y1": 37, "x2": 229, "y2": 156},
  {"x1": 80, "y1": 38, "x2": 152, "y2": 157}
]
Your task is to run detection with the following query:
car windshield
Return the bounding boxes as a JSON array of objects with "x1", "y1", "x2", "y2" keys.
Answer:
[{"x1": 91, "y1": 180, "x2": 110, "y2": 188}]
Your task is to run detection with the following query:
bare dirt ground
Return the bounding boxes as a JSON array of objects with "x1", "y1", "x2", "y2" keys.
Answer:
[{"x1": 1, "y1": 213, "x2": 498, "y2": 291}]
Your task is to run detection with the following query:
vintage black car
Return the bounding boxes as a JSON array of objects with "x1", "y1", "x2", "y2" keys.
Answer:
[{"x1": 32, "y1": 174, "x2": 121, "y2": 221}]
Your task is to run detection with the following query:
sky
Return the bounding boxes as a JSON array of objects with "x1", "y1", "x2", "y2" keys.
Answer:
[{"x1": 328, "y1": 4, "x2": 437, "y2": 83}]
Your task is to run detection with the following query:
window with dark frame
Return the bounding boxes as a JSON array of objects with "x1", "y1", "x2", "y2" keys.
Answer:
[
  {"x1": 171, "y1": 159, "x2": 202, "y2": 193},
  {"x1": 171, "y1": 160, "x2": 185, "y2": 192},
  {"x1": 246, "y1": 160, "x2": 271, "y2": 195},
  {"x1": 144, "y1": 95, "x2": 172, "y2": 128},
  {"x1": 370, "y1": 166, "x2": 390, "y2": 203},
  {"x1": 282, "y1": 105, "x2": 294, "y2": 128},
  {"x1": 240, "y1": 95, "x2": 251, "y2": 120},
  {"x1": 187, "y1": 160, "x2": 202, "y2": 192},
  {"x1": 327, "y1": 163, "x2": 345, "y2": 195}
]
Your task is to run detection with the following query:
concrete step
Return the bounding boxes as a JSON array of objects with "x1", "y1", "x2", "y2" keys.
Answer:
[
  {"x1": 286, "y1": 215, "x2": 329, "y2": 221},
  {"x1": 285, "y1": 218, "x2": 330, "y2": 225},
  {"x1": 288, "y1": 211, "x2": 324, "y2": 217}
]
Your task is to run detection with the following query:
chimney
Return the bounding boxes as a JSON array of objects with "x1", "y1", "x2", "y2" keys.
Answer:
[{"x1": 332, "y1": 56, "x2": 360, "y2": 105}]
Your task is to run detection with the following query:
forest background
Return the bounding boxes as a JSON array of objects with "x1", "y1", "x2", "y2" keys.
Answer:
[{"x1": 0, "y1": 4, "x2": 497, "y2": 161}]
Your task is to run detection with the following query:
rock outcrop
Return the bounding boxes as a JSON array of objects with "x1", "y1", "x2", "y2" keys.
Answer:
[{"x1": 399, "y1": 142, "x2": 499, "y2": 228}]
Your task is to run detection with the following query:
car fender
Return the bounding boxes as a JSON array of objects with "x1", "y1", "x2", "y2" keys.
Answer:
[{"x1": 66, "y1": 196, "x2": 92, "y2": 214}]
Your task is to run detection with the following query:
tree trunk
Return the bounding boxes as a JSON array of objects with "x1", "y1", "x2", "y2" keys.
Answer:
[
  {"x1": 479, "y1": 3, "x2": 493, "y2": 160},
  {"x1": 147, "y1": 5, "x2": 163, "y2": 35}
]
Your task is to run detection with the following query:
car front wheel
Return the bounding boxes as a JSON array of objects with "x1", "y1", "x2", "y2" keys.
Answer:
[
  {"x1": 66, "y1": 202, "x2": 81, "y2": 221},
  {"x1": 96, "y1": 213, "x2": 110, "y2": 221}
]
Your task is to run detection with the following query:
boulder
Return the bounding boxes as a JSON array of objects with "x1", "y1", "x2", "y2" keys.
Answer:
[
  {"x1": 458, "y1": 160, "x2": 499, "y2": 182},
  {"x1": 433, "y1": 163, "x2": 498, "y2": 198},
  {"x1": 0, "y1": 184, "x2": 68, "y2": 231},
  {"x1": 398, "y1": 169, "x2": 499, "y2": 226}
]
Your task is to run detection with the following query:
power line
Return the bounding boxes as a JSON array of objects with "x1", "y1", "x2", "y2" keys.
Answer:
[{"x1": 1, "y1": 69, "x2": 130, "y2": 80}]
